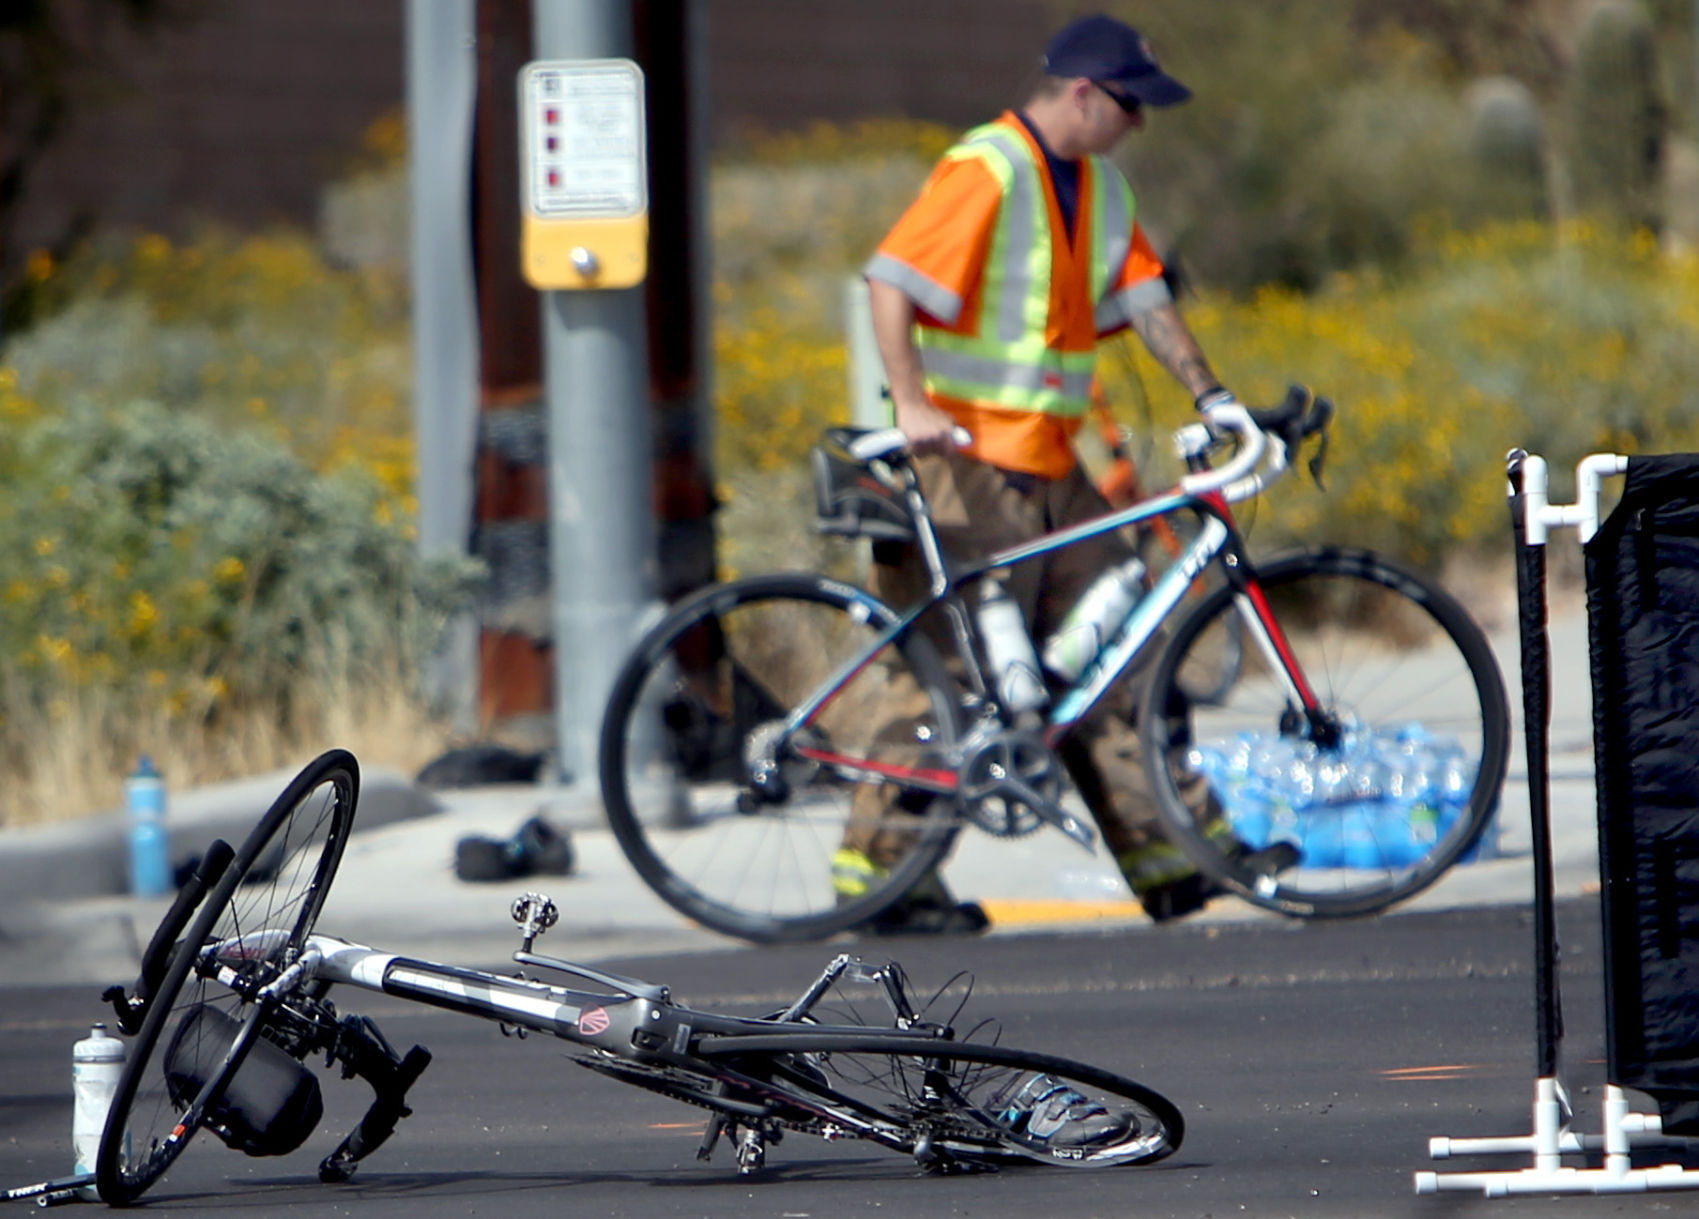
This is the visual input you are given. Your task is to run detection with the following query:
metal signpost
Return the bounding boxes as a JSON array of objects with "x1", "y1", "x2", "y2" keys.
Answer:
[{"x1": 525, "y1": 0, "x2": 656, "y2": 784}]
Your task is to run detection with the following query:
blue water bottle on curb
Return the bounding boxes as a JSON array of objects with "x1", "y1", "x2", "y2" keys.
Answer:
[{"x1": 126, "y1": 755, "x2": 171, "y2": 898}]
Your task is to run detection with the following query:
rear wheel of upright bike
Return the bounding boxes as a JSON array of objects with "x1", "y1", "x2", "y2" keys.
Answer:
[
  {"x1": 1141, "y1": 547, "x2": 1510, "y2": 918},
  {"x1": 96, "y1": 750, "x2": 358, "y2": 1205},
  {"x1": 599, "y1": 572, "x2": 963, "y2": 943}
]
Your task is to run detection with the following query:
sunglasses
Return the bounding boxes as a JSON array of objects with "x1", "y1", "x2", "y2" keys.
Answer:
[{"x1": 1093, "y1": 81, "x2": 1142, "y2": 117}]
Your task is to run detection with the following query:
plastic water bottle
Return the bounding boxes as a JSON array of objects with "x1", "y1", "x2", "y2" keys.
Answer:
[
  {"x1": 1298, "y1": 806, "x2": 1344, "y2": 868},
  {"x1": 126, "y1": 755, "x2": 171, "y2": 898},
  {"x1": 1042, "y1": 557, "x2": 1146, "y2": 680},
  {"x1": 1227, "y1": 783, "x2": 1274, "y2": 850},
  {"x1": 975, "y1": 579, "x2": 1046, "y2": 713},
  {"x1": 72, "y1": 1023, "x2": 126, "y2": 1198}
]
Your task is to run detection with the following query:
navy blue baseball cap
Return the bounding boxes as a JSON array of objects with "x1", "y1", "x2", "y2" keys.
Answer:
[{"x1": 1041, "y1": 14, "x2": 1192, "y2": 107}]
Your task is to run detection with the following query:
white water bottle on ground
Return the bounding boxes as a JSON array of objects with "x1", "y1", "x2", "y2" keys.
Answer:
[
  {"x1": 1043, "y1": 557, "x2": 1147, "y2": 680},
  {"x1": 72, "y1": 1023, "x2": 126, "y2": 1197},
  {"x1": 976, "y1": 579, "x2": 1046, "y2": 713}
]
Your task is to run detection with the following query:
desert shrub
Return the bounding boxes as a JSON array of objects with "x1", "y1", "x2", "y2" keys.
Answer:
[
  {"x1": 708, "y1": 120, "x2": 950, "y2": 532},
  {"x1": 0, "y1": 379, "x2": 479, "y2": 824},
  {"x1": 7, "y1": 228, "x2": 412, "y2": 501},
  {"x1": 1567, "y1": 0, "x2": 1667, "y2": 232},
  {"x1": 1460, "y1": 76, "x2": 1551, "y2": 226}
]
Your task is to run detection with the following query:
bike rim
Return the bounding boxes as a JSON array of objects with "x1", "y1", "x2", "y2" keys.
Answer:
[
  {"x1": 1149, "y1": 551, "x2": 1508, "y2": 917},
  {"x1": 100, "y1": 754, "x2": 356, "y2": 1202},
  {"x1": 695, "y1": 1035, "x2": 1182, "y2": 1168},
  {"x1": 601, "y1": 576, "x2": 960, "y2": 942}
]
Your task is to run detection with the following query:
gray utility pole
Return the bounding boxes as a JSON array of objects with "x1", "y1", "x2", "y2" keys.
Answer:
[
  {"x1": 532, "y1": 0, "x2": 657, "y2": 783},
  {"x1": 406, "y1": 0, "x2": 481, "y2": 736}
]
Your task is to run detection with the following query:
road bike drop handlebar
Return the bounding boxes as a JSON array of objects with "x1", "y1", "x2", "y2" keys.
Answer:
[
  {"x1": 1176, "y1": 386, "x2": 1334, "y2": 505},
  {"x1": 845, "y1": 387, "x2": 1333, "y2": 506}
]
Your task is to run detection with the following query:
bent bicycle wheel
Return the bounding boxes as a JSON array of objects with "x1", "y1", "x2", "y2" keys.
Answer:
[
  {"x1": 1140, "y1": 547, "x2": 1510, "y2": 918},
  {"x1": 97, "y1": 750, "x2": 359, "y2": 1205},
  {"x1": 691, "y1": 1031, "x2": 1182, "y2": 1168},
  {"x1": 599, "y1": 573, "x2": 963, "y2": 943}
]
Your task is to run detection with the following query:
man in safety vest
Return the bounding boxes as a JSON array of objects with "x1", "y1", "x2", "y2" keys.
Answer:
[{"x1": 834, "y1": 13, "x2": 1295, "y2": 930}]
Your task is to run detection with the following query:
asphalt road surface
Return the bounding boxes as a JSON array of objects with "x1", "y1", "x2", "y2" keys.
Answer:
[{"x1": 4, "y1": 900, "x2": 1689, "y2": 1218}]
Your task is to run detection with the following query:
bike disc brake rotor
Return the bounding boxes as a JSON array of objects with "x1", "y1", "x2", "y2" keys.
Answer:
[{"x1": 956, "y1": 729, "x2": 1063, "y2": 837}]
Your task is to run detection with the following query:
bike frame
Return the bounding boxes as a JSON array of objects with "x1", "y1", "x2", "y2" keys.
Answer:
[
  {"x1": 785, "y1": 415, "x2": 1324, "y2": 801},
  {"x1": 294, "y1": 935, "x2": 940, "y2": 1057}
]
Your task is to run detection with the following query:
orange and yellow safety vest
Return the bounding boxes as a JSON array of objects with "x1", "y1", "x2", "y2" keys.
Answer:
[{"x1": 865, "y1": 112, "x2": 1170, "y2": 478}]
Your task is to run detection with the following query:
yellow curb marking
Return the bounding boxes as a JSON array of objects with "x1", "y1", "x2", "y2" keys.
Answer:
[{"x1": 980, "y1": 898, "x2": 1147, "y2": 927}]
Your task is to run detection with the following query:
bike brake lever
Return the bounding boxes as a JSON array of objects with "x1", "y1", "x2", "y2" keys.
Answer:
[
  {"x1": 1308, "y1": 428, "x2": 1330, "y2": 490},
  {"x1": 1304, "y1": 395, "x2": 1334, "y2": 490}
]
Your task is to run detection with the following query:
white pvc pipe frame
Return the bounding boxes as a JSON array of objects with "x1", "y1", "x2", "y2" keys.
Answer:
[{"x1": 1414, "y1": 450, "x2": 1699, "y2": 1196}]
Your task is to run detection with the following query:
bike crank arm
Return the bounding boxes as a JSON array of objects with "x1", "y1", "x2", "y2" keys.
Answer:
[{"x1": 997, "y1": 779, "x2": 1095, "y2": 850}]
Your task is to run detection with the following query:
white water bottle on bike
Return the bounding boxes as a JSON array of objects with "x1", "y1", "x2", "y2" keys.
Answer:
[
  {"x1": 72, "y1": 1022, "x2": 126, "y2": 1198},
  {"x1": 976, "y1": 579, "x2": 1047, "y2": 713},
  {"x1": 1042, "y1": 557, "x2": 1147, "y2": 681}
]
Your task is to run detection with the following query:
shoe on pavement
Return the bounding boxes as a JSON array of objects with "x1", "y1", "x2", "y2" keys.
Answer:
[
  {"x1": 1135, "y1": 839, "x2": 1303, "y2": 923},
  {"x1": 988, "y1": 1072, "x2": 1133, "y2": 1148},
  {"x1": 863, "y1": 895, "x2": 990, "y2": 937},
  {"x1": 833, "y1": 853, "x2": 990, "y2": 936},
  {"x1": 1138, "y1": 871, "x2": 1214, "y2": 923},
  {"x1": 1233, "y1": 839, "x2": 1301, "y2": 877}
]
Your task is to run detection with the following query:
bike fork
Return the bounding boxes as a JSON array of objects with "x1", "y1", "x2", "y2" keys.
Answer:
[{"x1": 1229, "y1": 577, "x2": 1336, "y2": 743}]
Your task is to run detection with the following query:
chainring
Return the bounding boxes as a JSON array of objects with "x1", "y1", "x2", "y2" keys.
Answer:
[{"x1": 955, "y1": 728, "x2": 1065, "y2": 838}]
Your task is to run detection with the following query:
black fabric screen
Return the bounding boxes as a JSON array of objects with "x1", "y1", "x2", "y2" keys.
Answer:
[{"x1": 1585, "y1": 453, "x2": 1699, "y2": 1132}]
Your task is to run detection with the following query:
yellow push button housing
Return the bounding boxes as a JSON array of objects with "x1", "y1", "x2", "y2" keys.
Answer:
[{"x1": 518, "y1": 59, "x2": 648, "y2": 290}]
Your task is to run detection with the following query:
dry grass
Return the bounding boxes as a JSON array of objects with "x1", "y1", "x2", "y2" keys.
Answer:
[{"x1": 1, "y1": 671, "x2": 451, "y2": 829}]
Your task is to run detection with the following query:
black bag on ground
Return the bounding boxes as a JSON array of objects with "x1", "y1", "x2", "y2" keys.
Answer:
[
  {"x1": 163, "y1": 1003, "x2": 323, "y2": 1156},
  {"x1": 455, "y1": 815, "x2": 575, "y2": 882}
]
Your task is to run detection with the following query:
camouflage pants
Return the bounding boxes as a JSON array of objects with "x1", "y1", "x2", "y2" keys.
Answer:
[{"x1": 840, "y1": 450, "x2": 1219, "y2": 887}]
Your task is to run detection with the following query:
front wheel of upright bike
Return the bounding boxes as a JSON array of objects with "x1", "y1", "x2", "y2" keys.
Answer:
[
  {"x1": 97, "y1": 750, "x2": 359, "y2": 1206},
  {"x1": 1140, "y1": 547, "x2": 1510, "y2": 918},
  {"x1": 599, "y1": 572, "x2": 963, "y2": 943}
]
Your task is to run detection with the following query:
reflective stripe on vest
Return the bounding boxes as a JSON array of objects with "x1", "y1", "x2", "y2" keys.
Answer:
[{"x1": 915, "y1": 123, "x2": 1137, "y2": 420}]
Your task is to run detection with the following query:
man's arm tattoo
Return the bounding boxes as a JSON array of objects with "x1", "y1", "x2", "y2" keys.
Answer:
[{"x1": 1129, "y1": 302, "x2": 1217, "y2": 398}]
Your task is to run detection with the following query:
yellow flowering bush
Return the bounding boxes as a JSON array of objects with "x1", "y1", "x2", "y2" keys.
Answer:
[
  {"x1": 0, "y1": 194, "x2": 434, "y2": 823},
  {"x1": 1098, "y1": 220, "x2": 1699, "y2": 563},
  {"x1": 710, "y1": 120, "x2": 953, "y2": 482},
  {"x1": 10, "y1": 226, "x2": 411, "y2": 496}
]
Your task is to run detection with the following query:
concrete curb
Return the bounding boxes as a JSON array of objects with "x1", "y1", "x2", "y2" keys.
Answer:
[{"x1": 0, "y1": 765, "x2": 443, "y2": 907}]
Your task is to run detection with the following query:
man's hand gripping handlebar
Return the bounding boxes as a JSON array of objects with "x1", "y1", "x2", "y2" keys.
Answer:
[{"x1": 1180, "y1": 385, "x2": 1333, "y2": 504}]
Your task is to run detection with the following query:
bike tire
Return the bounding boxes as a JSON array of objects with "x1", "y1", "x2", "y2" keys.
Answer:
[
  {"x1": 1139, "y1": 547, "x2": 1510, "y2": 918},
  {"x1": 97, "y1": 750, "x2": 359, "y2": 1205},
  {"x1": 599, "y1": 573, "x2": 963, "y2": 943},
  {"x1": 686, "y1": 1031, "x2": 1182, "y2": 1168}
]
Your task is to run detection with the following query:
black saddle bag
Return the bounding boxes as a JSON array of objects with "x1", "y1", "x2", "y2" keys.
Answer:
[
  {"x1": 810, "y1": 428, "x2": 916, "y2": 543},
  {"x1": 164, "y1": 1003, "x2": 324, "y2": 1157}
]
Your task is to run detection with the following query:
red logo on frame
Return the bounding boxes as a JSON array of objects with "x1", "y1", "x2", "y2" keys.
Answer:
[{"x1": 578, "y1": 1006, "x2": 611, "y2": 1036}]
